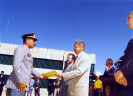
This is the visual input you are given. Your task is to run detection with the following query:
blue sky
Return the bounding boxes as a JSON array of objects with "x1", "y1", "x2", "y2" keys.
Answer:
[{"x1": 0, "y1": 0, "x2": 133, "y2": 74}]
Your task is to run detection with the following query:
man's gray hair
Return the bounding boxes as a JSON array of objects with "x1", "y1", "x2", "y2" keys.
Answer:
[{"x1": 75, "y1": 40, "x2": 85, "y2": 50}]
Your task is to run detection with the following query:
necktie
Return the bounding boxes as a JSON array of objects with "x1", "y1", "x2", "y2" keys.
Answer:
[
  {"x1": 75, "y1": 56, "x2": 78, "y2": 61},
  {"x1": 76, "y1": 55, "x2": 78, "y2": 59},
  {"x1": 37, "y1": 81, "x2": 38, "y2": 85}
]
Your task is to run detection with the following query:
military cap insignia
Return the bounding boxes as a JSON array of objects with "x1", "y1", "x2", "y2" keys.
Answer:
[
  {"x1": 33, "y1": 34, "x2": 36, "y2": 38},
  {"x1": 27, "y1": 51, "x2": 30, "y2": 57}
]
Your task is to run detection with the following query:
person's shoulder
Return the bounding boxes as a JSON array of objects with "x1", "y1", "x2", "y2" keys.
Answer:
[
  {"x1": 82, "y1": 52, "x2": 89, "y2": 57},
  {"x1": 15, "y1": 45, "x2": 25, "y2": 51},
  {"x1": 111, "y1": 66, "x2": 115, "y2": 70},
  {"x1": 99, "y1": 79, "x2": 102, "y2": 82},
  {"x1": 83, "y1": 53, "x2": 91, "y2": 60},
  {"x1": 14, "y1": 45, "x2": 26, "y2": 55}
]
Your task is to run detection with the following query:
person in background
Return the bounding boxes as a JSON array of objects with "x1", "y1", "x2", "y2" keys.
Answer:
[
  {"x1": 59, "y1": 53, "x2": 75, "y2": 96},
  {"x1": 104, "y1": 58, "x2": 115, "y2": 77},
  {"x1": 47, "y1": 79, "x2": 55, "y2": 96},
  {"x1": 94, "y1": 72, "x2": 102, "y2": 96},
  {"x1": 53, "y1": 78, "x2": 60, "y2": 96},
  {"x1": 34, "y1": 77, "x2": 41, "y2": 96},
  {"x1": 0, "y1": 71, "x2": 5, "y2": 96},
  {"x1": 24, "y1": 75, "x2": 34, "y2": 96}
]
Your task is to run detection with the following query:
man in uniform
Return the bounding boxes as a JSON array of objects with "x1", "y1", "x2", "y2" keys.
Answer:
[
  {"x1": 114, "y1": 11, "x2": 133, "y2": 95},
  {"x1": 55, "y1": 40, "x2": 91, "y2": 96},
  {"x1": 5, "y1": 33, "x2": 47, "y2": 96}
]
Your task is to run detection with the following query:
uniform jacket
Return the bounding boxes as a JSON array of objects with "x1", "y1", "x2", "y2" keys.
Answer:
[
  {"x1": 5, "y1": 45, "x2": 40, "y2": 91},
  {"x1": 0, "y1": 74, "x2": 5, "y2": 88},
  {"x1": 60, "y1": 64, "x2": 73, "y2": 96},
  {"x1": 63, "y1": 51, "x2": 91, "y2": 96},
  {"x1": 104, "y1": 66, "x2": 115, "y2": 77}
]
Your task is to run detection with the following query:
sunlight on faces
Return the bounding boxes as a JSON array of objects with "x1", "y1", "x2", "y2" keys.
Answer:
[
  {"x1": 26, "y1": 38, "x2": 36, "y2": 49},
  {"x1": 105, "y1": 60, "x2": 110, "y2": 67},
  {"x1": 127, "y1": 11, "x2": 133, "y2": 29},
  {"x1": 73, "y1": 43, "x2": 83, "y2": 55},
  {"x1": 66, "y1": 55, "x2": 73, "y2": 64}
]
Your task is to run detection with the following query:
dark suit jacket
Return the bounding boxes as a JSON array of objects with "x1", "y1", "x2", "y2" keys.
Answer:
[
  {"x1": 47, "y1": 79, "x2": 55, "y2": 93},
  {"x1": 34, "y1": 80, "x2": 41, "y2": 91},
  {"x1": 104, "y1": 66, "x2": 115, "y2": 77},
  {"x1": 61, "y1": 65, "x2": 73, "y2": 85},
  {"x1": 116, "y1": 38, "x2": 133, "y2": 95},
  {"x1": 0, "y1": 74, "x2": 5, "y2": 88},
  {"x1": 120, "y1": 38, "x2": 133, "y2": 79},
  {"x1": 59, "y1": 64, "x2": 73, "y2": 96}
]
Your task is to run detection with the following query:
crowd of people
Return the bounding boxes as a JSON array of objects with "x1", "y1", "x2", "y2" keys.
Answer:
[{"x1": 0, "y1": 11, "x2": 133, "y2": 96}]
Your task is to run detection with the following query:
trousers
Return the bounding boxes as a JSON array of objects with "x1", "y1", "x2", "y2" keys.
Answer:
[{"x1": 7, "y1": 88, "x2": 25, "y2": 96}]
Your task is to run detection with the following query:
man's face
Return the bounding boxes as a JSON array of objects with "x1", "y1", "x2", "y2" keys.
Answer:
[
  {"x1": 95, "y1": 76, "x2": 99, "y2": 80},
  {"x1": 66, "y1": 55, "x2": 73, "y2": 64},
  {"x1": 73, "y1": 43, "x2": 82, "y2": 55},
  {"x1": 105, "y1": 60, "x2": 111, "y2": 67},
  {"x1": 1, "y1": 72, "x2": 3, "y2": 75},
  {"x1": 126, "y1": 12, "x2": 133, "y2": 29},
  {"x1": 27, "y1": 38, "x2": 36, "y2": 49}
]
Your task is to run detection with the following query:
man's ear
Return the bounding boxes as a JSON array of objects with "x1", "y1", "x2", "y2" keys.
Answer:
[
  {"x1": 25, "y1": 39, "x2": 29, "y2": 44},
  {"x1": 72, "y1": 60, "x2": 74, "y2": 63}
]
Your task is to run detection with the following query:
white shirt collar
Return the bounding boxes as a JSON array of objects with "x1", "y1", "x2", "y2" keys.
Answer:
[
  {"x1": 67, "y1": 63, "x2": 73, "y2": 68},
  {"x1": 108, "y1": 66, "x2": 113, "y2": 70}
]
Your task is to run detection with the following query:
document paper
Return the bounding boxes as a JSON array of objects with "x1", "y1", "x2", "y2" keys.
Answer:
[{"x1": 41, "y1": 70, "x2": 58, "y2": 77}]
